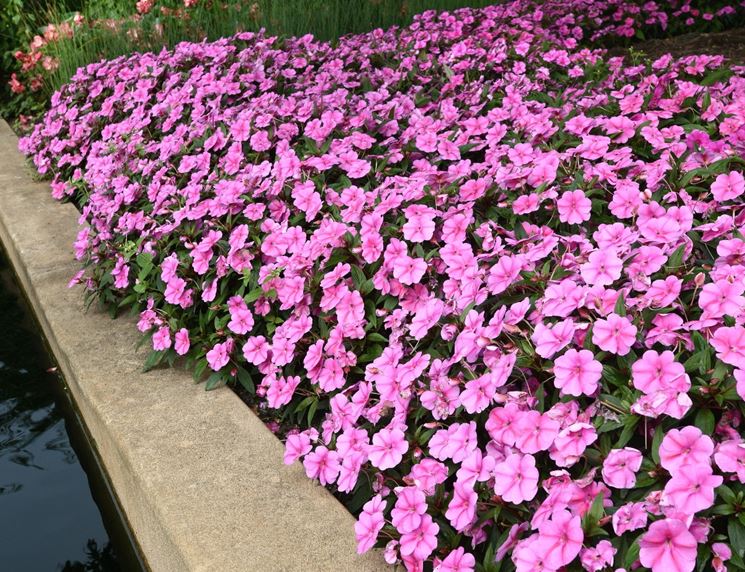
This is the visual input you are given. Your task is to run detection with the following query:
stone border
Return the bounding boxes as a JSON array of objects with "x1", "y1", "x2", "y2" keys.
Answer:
[{"x1": 0, "y1": 119, "x2": 389, "y2": 572}]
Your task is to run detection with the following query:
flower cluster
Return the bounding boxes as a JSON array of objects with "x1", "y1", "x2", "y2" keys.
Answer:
[{"x1": 19, "y1": 1, "x2": 745, "y2": 571}]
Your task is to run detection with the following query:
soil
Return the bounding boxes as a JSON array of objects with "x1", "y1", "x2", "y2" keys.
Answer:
[{"x1": 609, "y1": 27, "x2": 745, "y2": 66}]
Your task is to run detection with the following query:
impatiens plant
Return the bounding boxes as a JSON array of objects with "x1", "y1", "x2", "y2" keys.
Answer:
[{"x1": 18, "y1": 0, "x2": 745, "y2": 570}]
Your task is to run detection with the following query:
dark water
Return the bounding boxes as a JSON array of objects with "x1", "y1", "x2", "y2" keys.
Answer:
[{"x1": 0, "y1": 256, "x2": 143, "y2": 572}]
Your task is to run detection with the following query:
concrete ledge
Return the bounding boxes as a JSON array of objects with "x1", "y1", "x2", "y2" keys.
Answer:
[{"x1": 0, "y1": 120, "x2": 389, "y2": 572}]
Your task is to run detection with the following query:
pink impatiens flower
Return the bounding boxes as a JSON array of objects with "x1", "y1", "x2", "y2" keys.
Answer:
[
  {"x1": 557, "y1": 189, "x2": 592, "y2": 224},
  {"x1": 714, "y1": 439, "x2": 745, "y2": 482},
  {"x1": 445, "y1": 481, "x2": 477, "y2": 531},
  {"x1": 174, "y1": 328, "x2": 190, "y2": 355},
  {"x1": 536, "y1": 508, "x2": 584, "y2": 569},
  {"x1": 639, "y1": 518, "x2": 697, "y2": 572},
  {"x1": 591, "y1": 313, "x2": 637, "y2": 355},
  {"x1": 303, "y1": 445, "x2": 340, "y2": 486},
  {"x1": 392, "y1": 255, "x2": 428, "y2": 285},
  {"x1": 632, "y1": 350, "x2": 689, "y2": 394},
  {"x1": 402, "y1": 205, "x2": 437, "y2": 242},
  {"x1": 493, "y1": 453, "x2": 539, "y2": 504},
  {"x1": 513, "y1": 411, "x2": 560, "y2": 454},
  {"x1": 662, "y1": 464, "x2": 722, "y2": 515},
  {"x1": 612, "y1": 501, "x2": 648, "y2": 535},
  {"x1": 602, "y1": 447, "x2": 642, "y2": 489},
  {"x1": 658, "y1": 426, "x2": 714, "y2": 475},
  {"x1": 391, "y1": 486, "x2": 427, "y2": 534},
  {"x1": 710, "y1": 326, "x2": 745, "y2": 369},
  {"x1": 399, "y1": 513, "x2": 439, "y2": 561},
  {"x1": 206, "y1": 339, "x2": 233, "y2": 371},
  {"x1": 152, "y1": 326, "x2": 171, "y2": 351},
  {"x1": 580, "y1": 540, "x2": 616, "y2": 572},
  {"x1": 434, "y1": 547, "x2": 476, "y2": 572},
  {"x1": 580, "y1": 249, "x2": 623, "y2": 286},
  {"x1": 710, "y1": 170, "x2": 745, "y2": 202},
  {"x1": 368, "y1": 427, "x2": 408, "y2": 470},
  {"x1": 553, "y1": 348, "x2": 602, "y2": 396},
  {"x1": 355, "y1": 495, "x2": 386, "y2": 554},
  {"x1": 532, "y1": 319, "x2": 575, "y2": 359}
]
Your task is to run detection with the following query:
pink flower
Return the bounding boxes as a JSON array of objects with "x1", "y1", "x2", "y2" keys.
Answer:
[
  {"x1": 486, "y1": 403, "x2": 521, "y2": 446},
  {"x1": 736, "y1": 369, "x2": 745, "y2": 401},
  {"x1": 303, "y1": 445, "x2": 340, "y2": 486},
  {"x1": 493, "y1": 453, "x2": 539, "y2": 504},
  {"x1": 355, "y1": 495, "x2": 386, "y2": 554},
  {"x1": 553, "y1": 349, "x2": 602, "y2": 396},
  {"x1": 632, "y1": 350, "x2": 689, "y2": 394},
  {"x1": 368, "y1": 427, "x2": 408, "y2": 470},
  {"x1": 659, "y1": 426, "x2": 714, "y2": 475},
  {"x1": 711, "y1": 171, "x2": 745, "y2": 202},
  {"x1": 392, "y1": 487, "x2": 427, "y2": 534},
  {"x1": 400, "y1": 514, "x2": 439, "y2": 561},
  {"x1": 536, "y1": 508, "x2": 584, "y2": 569},
  {"x1": 662, "y1": 464, "x2": 722, "y2": 514},
  {"x1": 532, "y1": 319, "x2": 575, "y2": 359},
  {"x1": 206, "y1": 339, "x2": 233, "y2": 371},
  {"x1": 557, "y1": 190, "x2": 592, "y2": 224},
  {"x1": 402, "y1": 205, "x2": 436, "y2": 242},
  {"x1": 228, "y1": 304, "x2": 254, "y2": 335},
  {"x1": 712, "y1": 543, "x2": 732, "y2": 572},
  {"x1": 592, "y1": 313, "x2": 637, "y2": 355},
  {"x1": 243, "y1": 335, "x2": 270, "y2": 365},
  {"x1": 714, "y1": 439, "x2": 745, "y2": 482},
  {"x1": 513, "y1": 411, "x2": 560, "y2": 454},
  {"x1": 152, "y1": 326, "x2": 171, "y2": 351},
  {"x1": 612, "y1": 502, "x2": 648, "y2": 535},
  {"x1": 550, "y1": 422, "x2": 597, "y2": 467},
  {"x1": 580, "y1": 249, "x2": 623, "y2": 286},
  {"x1": 410, "y1": 299, "x2": 445, "y2": 340},
  {"x1": 580, "y1": 540, "x2": 616, "y2": 572},
  {"x1": 445, "y1": 481, "x2": 477, "y2": 532},
  {"x1": 409, "y1": 459, "x2": 448, "y2": 495},
  {"x1": 699, "y1": 279, "x2": 745, "y2": 317},
  {"x1": 429, "y1": 422, "x2": 478, "y2": 463},
  {"x1": 174, "y1": 328, "x2": 190, "y2": 355},
  {"x1": 392, "y1": 255, "x2": 428, "y2": 285},
  {"x1": 513, "y1": 536, "x2": 555, "y2": 572},
  {"x1": 434, "y1": 547, "x2": 475, "y2": 572},
  {"x1": 284, "y1": 431, "x2": 312, "y2": 465},
  {"x1": 602, "y1": 447, "x2": 642, "y2": 489},
  {"x1": 639, "y1": 519, "x2": 697, "y2": 572},
  {"x1": 711, "y1": 326, "x2": 745, "y2": 368}
]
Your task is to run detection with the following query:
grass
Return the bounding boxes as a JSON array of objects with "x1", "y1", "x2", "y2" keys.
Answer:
[{"x1": 44, "y1": 0, "x2": 497, "y2": 94}]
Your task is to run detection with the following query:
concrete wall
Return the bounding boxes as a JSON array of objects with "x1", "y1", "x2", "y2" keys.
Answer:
[{"x1": 0, "y1": 120, "x2": 390, "y2": 572}]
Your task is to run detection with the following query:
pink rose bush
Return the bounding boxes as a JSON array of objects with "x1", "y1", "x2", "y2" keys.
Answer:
[{"x1": 18, "y1": 0, "x2": 745, "y2": 570}]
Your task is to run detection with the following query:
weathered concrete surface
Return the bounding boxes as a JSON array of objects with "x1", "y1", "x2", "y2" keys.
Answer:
[{"x1": 0, "y1": 119, "x2": 390, "y2": 572}]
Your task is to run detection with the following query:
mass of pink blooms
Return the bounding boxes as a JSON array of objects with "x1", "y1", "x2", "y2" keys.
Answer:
[{"x1": 18, "y1": 0, "x2": 745, "y2": 571}]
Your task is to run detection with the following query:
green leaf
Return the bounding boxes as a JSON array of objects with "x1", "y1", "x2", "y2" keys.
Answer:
[
  {"x1": 624, "y1": 538, "x2": 641, "y2": 569},
  {"x1": 615, "y1": 416, "x2": 639, "y2": 448},
  {"x1": 245, "y1": 287, "x2": 264, "y2": 303},
  {"x1": 142, "y1": 349, "x2": 164, "y2": 372},
  {"x1": 307, "y1": 399, "x2": 319, "y2": 425},
  {"x1": 367, "y1": 332, "x2": 388, "y2": 343},
  {"x1": 614, "y1": 293, "x2": 626, "y2": 317},
  {"x1": 205, "y1": 371, "x2": 227, "y2": 390},
  {"x1": 729, "y1": 519, "x2": 745, "y2": 556},
  {"x1": 236, "y1": 367, "x2": 255, "y2": 394},
  {"x1": 651, "y1": 423, "x2": 664, "y2": 464},
  {"x1": 666, "y1": 244, "x2": 686, "y2": 271},
  {"x1": 694, "y1": 408, "x2": 715, "y2": 436}
]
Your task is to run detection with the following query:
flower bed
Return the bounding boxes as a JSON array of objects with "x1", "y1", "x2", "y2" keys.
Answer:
[{"x1": 18, "y1": 1, "x2": 745, "y2": 571}]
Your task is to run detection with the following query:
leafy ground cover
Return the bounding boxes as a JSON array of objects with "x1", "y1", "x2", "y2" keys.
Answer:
[{"x1": 17, "y1": 1, "x2": 745, "y2": 571}]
